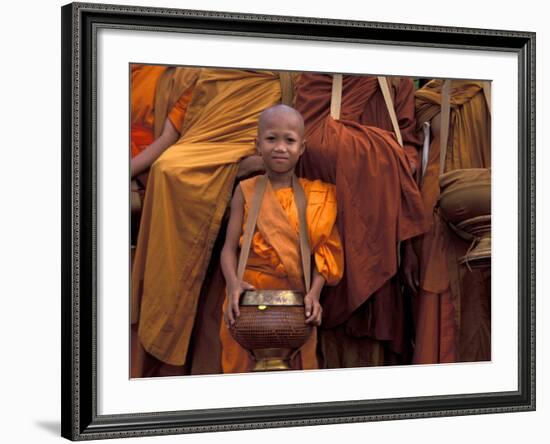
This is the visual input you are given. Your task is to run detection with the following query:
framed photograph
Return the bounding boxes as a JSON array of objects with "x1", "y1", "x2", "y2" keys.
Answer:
[{"x1": 61, "y1": 1, "x2": 535, "y2": 440}]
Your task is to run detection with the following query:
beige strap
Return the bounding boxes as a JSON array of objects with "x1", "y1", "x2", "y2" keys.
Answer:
[
  {"x1": 378, "y1": 76, "x2": 403, "y2": 147},
  {"x1": 292, "y1": 175, "x2": 312, "y2": 293},
  {"x1": 236, "y1": 175, "x2": 311, "y2": 293},
  {"x1": 330, "y1": 74, "x2": 343, "y2": 120},
  {"x1": 237, "y1": 175, "x2": 268, "y2": 282},
  {"x1": 153, "y1": 68, "x2": 176, "y2": 139},
  {"x1": 279, "y1": 72, "x2": 295, "y2": 106},
  {"x1": 439, "y1": 79, "x2": 452, "y2": 175},
  {"x1": 481, "y1": 81, "x2": 492, "y2": 114},
  {"x1": 153, "y1": 67, "x2": 200, "y2": 137}
]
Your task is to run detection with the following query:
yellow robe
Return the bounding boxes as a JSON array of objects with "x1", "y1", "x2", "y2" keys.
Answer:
[
  {"x1": 131, "y1": 69, "x2": 288, "y2": 367},
  {"x1": 220, "y1": 176, "x2": 344, "y2": 373}
]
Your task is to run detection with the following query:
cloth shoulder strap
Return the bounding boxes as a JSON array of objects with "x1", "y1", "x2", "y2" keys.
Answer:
[
  {"x1": 330, "y1": 75, "x2": 403, "y2": 147},
  {"x1": 439, "y1": 79, "x2": 452, "y2": 175},
  {"x1": 153, "y1": 67, "x2": 199, "y2": 137},
  {"x1": 330, "y1": 74, "x2": 343, "y2": 120},
  {"x1": 293, "y1": 176, "x2": 311, "y2": 293},
  {"x1": 153, "y1": 68, "x2": 176, "y2": 138},
  {"x1": 482, "y1": 81, "x2": 492, "y2": 114},
  {"x1": 237, "y1": 175, "x2": 311, "y2": 293},
  {"x1": 237, "y1": 175, "x2": 267, "y2": 282},
  {"x1": 279, "y1": 72, "x2": 295, "y2": 106},
  {"x1": 377, "y1": 76, "x2": 404, "y2": 147}
]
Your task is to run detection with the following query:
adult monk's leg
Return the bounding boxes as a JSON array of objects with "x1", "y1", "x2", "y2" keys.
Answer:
[
  {"x1": 412, "y1": 290, "x2": 458, "y2": 364},
  {"x1": 188, "y1": 253, "x2": 226, "y2": 375},
  {"x1": 130, "y1": 325, "x2": 188, "y2": 377},
  {"x1": 318, "y1": 324, "x2": 384, "y2": 369}
]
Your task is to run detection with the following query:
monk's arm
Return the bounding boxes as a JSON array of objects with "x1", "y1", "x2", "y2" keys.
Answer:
[
  {"x1": 237, "y1": 155, "x2": 265, "y2": 179},
  {"x1": 221, "y1": 187, "x2": 254, "y2": 325},
  {"x1": 221, "y1": 187, "x2": 244, "y2": 289},
  {"x1": 305, "y1": 268, "x2": 325, "y2": 326},
  {"x1": 130, "y1": 118, "x2": 179, "y2": 178}
]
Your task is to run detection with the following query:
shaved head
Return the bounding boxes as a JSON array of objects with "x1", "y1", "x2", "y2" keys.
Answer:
[{"x1": 257, "y1": 104, "x2": 305, "y2": 137}]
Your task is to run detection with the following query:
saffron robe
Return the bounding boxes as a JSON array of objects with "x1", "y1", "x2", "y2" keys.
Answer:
[
  {"x1": 130, "y1": 64, "x2": 198, "y2": 158},
  {"x1": 129, "y1": 64, "x2": 198, "y2": 222},
  {"x1": 129, "y1": 65, "x2": 199, "y2": 377},
  {"x1": 220, "y1": 176, "x2": 344, "y2": 373},
  {"x1": 414, "y1": 80, "x2": 491, "y2": 363},
  {"x1": 294, "y1": 74, "x2": 427, "y2": 367},
  {"x1": 131, "y1": 69, "x2": 287, "y2": 369}
]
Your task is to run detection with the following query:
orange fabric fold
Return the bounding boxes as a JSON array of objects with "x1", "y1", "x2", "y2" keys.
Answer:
[
  {"x1": 130, "y1": 65, "x2": 165, "y2": 158},
  {"x1": 166, "y1": 85, "x2": 194, "y2": 133},
  {"x1": 131, "y1": 125, "x2": 155, "y2": 158},
  {"x1": 220, "y1": 176, "x2": 344, "y2": 373},
  {"x1": 131, "y1": 65, "x2": 167, "y2": 133},
  {"x1": 130, "y1": 64, "x2": 197, "y2": 158}
]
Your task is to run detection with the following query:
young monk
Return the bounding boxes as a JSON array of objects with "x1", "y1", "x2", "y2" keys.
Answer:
[{"x1": 219, "y1": 104, "x2": 344, "y2": 373}]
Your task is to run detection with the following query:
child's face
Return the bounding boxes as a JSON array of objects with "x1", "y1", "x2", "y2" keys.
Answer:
[{"x1": 256, "y1": 111, "x2": 305, "y2": 175}]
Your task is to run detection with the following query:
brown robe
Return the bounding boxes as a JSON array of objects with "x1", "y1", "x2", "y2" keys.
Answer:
[
  {"x1": 294, "y1": 73, "x2": 428, "y2": 367},
  {"x1": 414, "y1": 80, "x2": 491, "y2": 363}
]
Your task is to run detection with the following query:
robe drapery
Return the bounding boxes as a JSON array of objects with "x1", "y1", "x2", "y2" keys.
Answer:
[
  {"x1": 129, "y1": 64, "x2": 198, "y2": 224},
  {"x1": 129, "y1": 65, "x2": 199, "y2": 377},
  {"x1": 131, "y1": 69, "x2": 287, "y2": 370},
  {"x1": 130, "y1": 65, "x2": 197, "y2": 158},
  {"x1": 414, "y1": 80, "x2": 491, "y2": 363},
  {"x1": 220, "y1": 176, "x2": 344, "y2": 373},
  {"x1": 294, "y1": 74, "x2": 427, "y2": 367}
]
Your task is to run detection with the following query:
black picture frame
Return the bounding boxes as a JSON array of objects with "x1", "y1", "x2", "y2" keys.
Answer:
[{"x1": 61, "y1": 2, "x2": 536, "y2": 440}]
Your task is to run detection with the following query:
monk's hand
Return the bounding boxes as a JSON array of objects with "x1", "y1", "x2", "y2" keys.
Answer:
[
  {"x1": 224, "y1": 281, "x2": 255, "y2": 327},
  {"x1": 236, "y1": 155, "x2": 265, "y2": 179},
  {"x1": 401, "y1": 240, "x2": 420, "y2": 293},
  {"x1": 304, "y1": 291, "x2": 322, "y2": 326}
]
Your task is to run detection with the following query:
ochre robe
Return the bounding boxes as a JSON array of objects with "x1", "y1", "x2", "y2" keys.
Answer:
[
  {"x1": 220, "y1": 176, "x2": 344, "y2": 373},
  {"x1": 129, "y1": 65, "x2": 199, "y2": 377},
  {"x1": 414, "y1": 80, "x2": 491, "y2": 363},
  {"x1": 131, "y1": 70, "x2": 287, "y2": 375},
  {"x1": 294, "y1": 74, "x2": 427, "y2": 367}
]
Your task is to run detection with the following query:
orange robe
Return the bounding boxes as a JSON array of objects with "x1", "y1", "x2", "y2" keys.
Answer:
[
  {"x1": 129, "y1": 64, "x2": 197, "y2": 234},
  {"x1": 294, "y1": 74, "x2": 427, "y2": 367},
  {"x1": 129, "y1": 65, "x2": 198, "y2": 377},
  {"x1": 131, "y1": 70, "x2": 288, "y2": 375},
  {"x1": 414, "y1": 80, "x2": 491, "y2": 363},
  {"x1": 131, "y1": 65, "x2": 190, "y2": 157},
  {"x1": 220, "y1": 176, "x2": 344, "y2": 373}
]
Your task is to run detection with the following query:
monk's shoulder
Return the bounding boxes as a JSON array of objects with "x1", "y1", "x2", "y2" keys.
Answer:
[
  {"x1": 299, "y1": 178, "x2": 336, "y2": 204},
  {"x1": 239, "y1": 176, "x2": 259, "y2": 188},
  {"x1": 238, "y1": 175, "x2": 262, "y2": 202}
]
